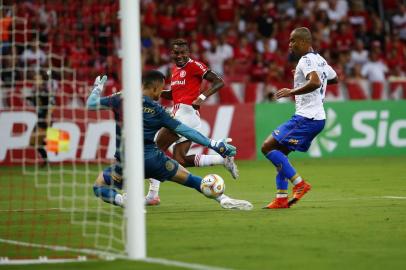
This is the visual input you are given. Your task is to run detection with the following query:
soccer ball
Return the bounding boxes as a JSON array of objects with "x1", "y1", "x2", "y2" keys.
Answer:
[{"x1": 200, "y1": 174, "x2": 225, "y2": 198}]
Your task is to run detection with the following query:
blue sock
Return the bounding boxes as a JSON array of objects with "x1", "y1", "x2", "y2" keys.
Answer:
[
  {"x1": 93, "y1": 185, "x2": 118, "y2": 205},
  {"x1": 276, "y1": 170, "x2": 288, "y2": 190},
  {"x1": 184, "y1": 174, "x2": 202, "y2": 193},
  {"x1": 266, "y1": 150, "x2": 297, "y2": 180}
]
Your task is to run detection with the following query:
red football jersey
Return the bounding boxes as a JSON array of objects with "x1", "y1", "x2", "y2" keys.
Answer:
[{"x1": 170, "y1": 58, "x2": 209, "y2": 105}]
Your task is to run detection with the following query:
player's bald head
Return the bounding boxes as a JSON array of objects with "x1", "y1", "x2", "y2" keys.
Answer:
[{"x1": 292, "y1": 27, "x2": 312, "y2": 43}]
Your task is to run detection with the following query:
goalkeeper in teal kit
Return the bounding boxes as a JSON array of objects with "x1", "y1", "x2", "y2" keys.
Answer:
[{"x1": 87, "y1": 71, "x2": 252, "y2": 210}]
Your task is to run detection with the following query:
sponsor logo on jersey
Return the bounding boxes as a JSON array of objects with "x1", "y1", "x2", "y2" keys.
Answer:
[
  {"x1": 143, "y1": 107, "x2": 155, "y2": 114},
  {"x1": 288, "y1": 139, "x2": 299, "y2": 145},
  {"x1": 171, "y1": 79, "x2": 186, "y2": 86}
]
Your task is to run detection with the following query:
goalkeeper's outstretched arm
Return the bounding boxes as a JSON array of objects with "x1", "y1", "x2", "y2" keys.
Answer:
[
  {"x1": 173, "y1": 123, "x2": 236, "y2": 158},
  {"x1": 87, "y1": 75, "x2": 107, "y2": 110}
]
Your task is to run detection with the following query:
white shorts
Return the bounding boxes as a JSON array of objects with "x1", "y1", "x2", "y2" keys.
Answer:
[{"x1": 172, "y1": 103, "x2": 201, "y2": 143}]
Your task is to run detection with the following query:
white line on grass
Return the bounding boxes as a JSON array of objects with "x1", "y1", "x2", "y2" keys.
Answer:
[
  {"x1": 143, "y1": 257, "x2": 232, "y2": 270},
  {"x1": 0, "y1": 238, "x2": 232, "y2": 270},
  {"x1": 380, "y1": 196, "x2": 406, "y2": 199},
  {"x1": 2, "y1": 196, "x2": 405, "y2": 213},
  {"x1": 0, "y1": 208, "x2": 100, "y2": 213},
  {"x1": 303, "y1": 196, "x2": 406, "y2": 203}
]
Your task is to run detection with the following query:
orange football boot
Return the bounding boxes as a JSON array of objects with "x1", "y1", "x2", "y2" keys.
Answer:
[
  {"x1": 264, "y1": 197, "x2": 289, "y2": 209},
  {"x1": 288, "y1": 181, "x2": 311, "y2": 206}
]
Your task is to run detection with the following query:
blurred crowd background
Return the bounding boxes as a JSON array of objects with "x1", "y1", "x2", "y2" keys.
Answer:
[{"x1": 1, "y1": 0, "x2": 406, "y2": 106}]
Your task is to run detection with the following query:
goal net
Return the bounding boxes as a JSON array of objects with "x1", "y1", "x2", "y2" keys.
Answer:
[{"x1": 0, "y1": 1, "x2": 134, "y2": 263}]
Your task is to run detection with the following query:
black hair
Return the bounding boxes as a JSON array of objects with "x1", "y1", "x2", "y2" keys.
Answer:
[
  {"x1": 142, "y1": 70, "x2": 165, "y2": 88},
  {"x1": 170, "y1": 38, "x2": 189, "y2": 48}
]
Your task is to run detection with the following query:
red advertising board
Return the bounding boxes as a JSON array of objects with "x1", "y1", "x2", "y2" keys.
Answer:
[
  {"x1": 198, "y1": 104, "x2": 255, "y2": 159},
  {"x1": 0, "y1": 104, "x2": 255, "y2": 165}
]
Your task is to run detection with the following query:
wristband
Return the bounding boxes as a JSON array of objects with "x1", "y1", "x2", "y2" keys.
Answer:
[
  {"x1": 209, "y1": 139, "x2": 215, "y2": 148},
  {"x1": 198, "y1": 94, "x2": 207, "y2": 101}
]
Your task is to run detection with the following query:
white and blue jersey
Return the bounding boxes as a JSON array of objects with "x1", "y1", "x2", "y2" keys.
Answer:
[
  {"x1": 293, "y1": 52, "x2": 336, "y2": 120},
  {"x1": 273, "y1": 52, "x2": 336, "y2": 152}
]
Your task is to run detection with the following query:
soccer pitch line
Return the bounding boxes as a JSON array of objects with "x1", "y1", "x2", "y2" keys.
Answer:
[
  {"x1": 1, "y1": 196, "x2": 405, "y2": 214},
  {"x1": 304, "y1": 196, "x2": 406, "y2": 202},
  {"x1": 380, "y1": 196, "x2": 406, "y2": 200},
  {"x1": 0, "y1": 238, "x2": 232, "y2": 270},
  {"x1": 0, "y1": 207, "x2": 100, "y2": 213}
]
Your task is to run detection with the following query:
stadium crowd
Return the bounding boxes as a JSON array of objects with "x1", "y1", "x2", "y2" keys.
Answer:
[{"x1": 1, "y1": 0, "x2": 406, "y2": 105}]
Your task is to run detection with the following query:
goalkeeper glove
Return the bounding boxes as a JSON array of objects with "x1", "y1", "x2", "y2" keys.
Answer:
[
  {"x1": 209, "y1": 138, "x2": 237, "y2": 158},
  {"x1": 91, "y1": 75, "x2": 107, "y2": 95}
]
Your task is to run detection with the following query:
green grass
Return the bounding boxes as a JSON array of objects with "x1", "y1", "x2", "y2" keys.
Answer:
[{"x1": 1, "y1": 157, "x2": 406, "y2": 270}]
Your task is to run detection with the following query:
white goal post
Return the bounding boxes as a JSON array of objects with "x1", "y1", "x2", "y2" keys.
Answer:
[{"x1": 120, "y1": 0, "x2": 146, "y2": 260}]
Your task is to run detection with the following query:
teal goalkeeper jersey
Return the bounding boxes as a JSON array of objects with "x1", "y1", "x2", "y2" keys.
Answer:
[{"x1": 143, "y1": 95, "x2": 181, "y2": 155}]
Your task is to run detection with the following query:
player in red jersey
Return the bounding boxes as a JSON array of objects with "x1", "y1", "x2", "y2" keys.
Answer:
[{"x1": 146, "y1": 39, "x2": 239, "y2": 205}]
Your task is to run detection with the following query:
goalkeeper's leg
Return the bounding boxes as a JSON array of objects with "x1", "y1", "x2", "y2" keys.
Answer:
[
  {"x1": 145, "y1": 178, "x2": 161, "y2": 206},
  {"x1": 168, "y1": 163, "x2": 252, "y2": 211},
  {"x1": 93, "y1": 167, "x2": 125, "y2": 207}
]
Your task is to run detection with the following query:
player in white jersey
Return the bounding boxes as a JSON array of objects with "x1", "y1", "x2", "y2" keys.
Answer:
[{"x1": 261, "y1": 27, "x2": 338, "y2": 209}]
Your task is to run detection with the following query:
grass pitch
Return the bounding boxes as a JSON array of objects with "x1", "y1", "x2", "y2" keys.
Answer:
[{"x1": 1, "y1": 156, "x2": 406, "y2": 270}]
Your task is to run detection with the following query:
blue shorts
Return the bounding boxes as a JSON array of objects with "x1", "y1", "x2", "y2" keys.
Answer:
[
  {"x1": 103, "y1": 162, "x2": 123, "y2": 189},
  {"x1": 272, "y1": 115, "x2": 325, "y2": 152},
  {"x1": 144, "y1": 150, "x2": 179, "y2": 182}
]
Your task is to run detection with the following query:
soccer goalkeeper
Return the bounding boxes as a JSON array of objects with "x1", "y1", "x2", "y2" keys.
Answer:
[{"x1": 86, "y1": 71, "x2": 252, "y2": 210}]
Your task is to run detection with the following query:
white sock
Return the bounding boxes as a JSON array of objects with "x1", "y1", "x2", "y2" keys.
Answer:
[
  {"x1": 194, "y1": 154, "x2": 224, "y2": 167},
  {"x1": 215, "y1": 194, "x2": 230, "y2": 203},
  {"x1": 292, "y1": 176, "x2": 303, "y2": 186},
  {"x1": 114, "y1": 194, "x2": 124, "y2": 206},
  {"x1": 147, "y1": 178, "x2": 160, "y2": 199}
]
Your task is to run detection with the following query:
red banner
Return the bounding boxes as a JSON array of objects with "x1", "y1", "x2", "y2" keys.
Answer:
[
  {"x1": 198, "y1": 104, "x2": 255, "y2": 159},
  {"x1": 0, "y1": 104, "x2": 256, "y2": 165}
]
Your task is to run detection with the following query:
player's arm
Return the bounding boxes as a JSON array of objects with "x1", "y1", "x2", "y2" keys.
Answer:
[
  {"x1": 276, "y1": 71, "x2": 321, "y2": 99},
  {"x1": 192, "y1": 70, "x2": 224, "y2": 109},
  {"x1": 326, "y1": 64, "x2": 338, "y2": 85},
  {"x1": 86, "y1": 75, "x2": 107, "y2": 110}
]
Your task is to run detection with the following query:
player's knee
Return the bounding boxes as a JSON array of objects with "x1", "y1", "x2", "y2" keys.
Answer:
[
  {"x1": 177, "y1": 157, "x2": 188, "y2": 167},
  {"x1": 173, "y1": 152, "x2": 186, "y2": 166},
  {"x1": 261, "y1": 141, "x2": 272, "y2": 155},
  {"x1": 94, "y1": 172, "x2": 106, "y2": 186},
  {"x1": 156, "y1": 138, "x2": 166, "y2": 150}
]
